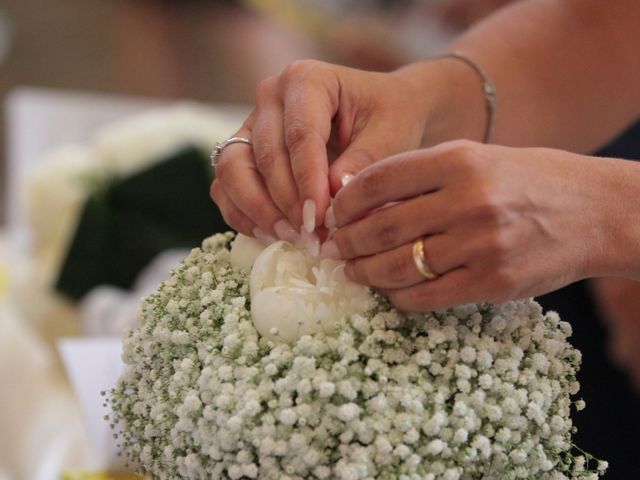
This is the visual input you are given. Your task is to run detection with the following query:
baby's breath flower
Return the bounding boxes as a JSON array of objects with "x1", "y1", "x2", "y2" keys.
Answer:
[{"x1": 109, "y1": 232, "x2": 604, "y2": 479}]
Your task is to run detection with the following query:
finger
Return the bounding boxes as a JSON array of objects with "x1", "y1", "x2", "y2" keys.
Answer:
[
  {"x1": 344, "y1": 233, "x2": 463, "y2": 289},
  {"x1": 282, "y1": 61, "x2": 340, "y2": 230},
  {"x1": 210, "y1": 179, "x2": 255, "y2": 237},
  {"x1": 333, "y1": 145, "x2": 454, "y2": 227},
  {"x1": 328, "y1": 119, "x2": 411, "y2": 196},
  {"x1": 327, "y1": 129, "x2": 384, "y2": 196},
  {"x1": 330, "y1": 190, "x2": 453, "y2": 259},
  {"x1": 252, "y1": 77, "x2": 303, "y2": 228},
  {"x1": 384, "y1": 267, "x2": 482, "y2": 312},
  {"x1": 215, "y1": 130, "x2": 284, "y2": 235}
]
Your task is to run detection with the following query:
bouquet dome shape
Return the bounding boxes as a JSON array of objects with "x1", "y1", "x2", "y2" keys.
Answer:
[{"x1": 109, "y1": 233, "x2": 605, "y2": 480}]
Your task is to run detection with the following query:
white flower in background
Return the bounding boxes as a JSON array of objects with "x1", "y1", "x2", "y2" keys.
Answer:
[
  {"x1": 24, "y1": 145, "x2": 100, "y2": 283},
  {"x1": 15, "y1": 105, "x2": 237, "y2": 341},
  {"x1": 23, "y1": 104, "x2": 233, "y2": 291},
  {"x1": 249, "y1": 237, "x2": 375, "y2": 343},
  {"x1": 94, "y1": 104, "x2": 234, "y2": 176},
  {"x1": 110, "y1": 232, "x2": 606, "y2": 480},
  {"x1": 16, "y1": 145, "x2": 101, "y2": 340}
]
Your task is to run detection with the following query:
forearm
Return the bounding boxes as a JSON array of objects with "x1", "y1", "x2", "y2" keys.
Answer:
[
  {"x1": 400, "y1": 0, "x2": 640, "y2": 152},
  {"x1": 585, "y1": 156, "x2": 640, "y2": 280}
]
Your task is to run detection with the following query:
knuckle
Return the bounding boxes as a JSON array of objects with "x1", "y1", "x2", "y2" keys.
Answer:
[
  {"x1": 334, "y1": 230, "x2": 356, "y2": 259},
  {"x1": 282, "y1": 59, "x2": 323, "y2": 83},
  {"x1": 223, "y1": 209, "x2": 243, "y2": 229},
  {"x1": 219, "y1": 204, "x2": 249, "y2": 233},
  {"x1": 351, "y1": 260, "x2": 370, "y2": 285},
  {"x1": 373, "y1": 215, "x2": 399, "y2": 250},
  {"x1": 446, "y1": 138, "x2": 474, "y2": 150},
  {"x1": 284, "y1": 121, "x2": 310, "y2": 152},
  {"x1": 442, "y1": 140, "x2": 482, "y2": 175},
  {"x1": 484, "y1": 231, "x2": 511, "y2": 262},
  {"x1": 466, "y1": 188, "x2": 508, "y2": 225},
  {"x1": 254, "y1": 143, "x2": 277, "y2": 172},
  {"x1": 445, "y1": 139, "x2": 476, "y2": 158},
  {"x1": 255, "y1": 76, "x2": 278, "y2": 103},
  {"x1": 384, "y1": 254, "x2": 413, "y2": 285},
  {"x1": 358, "y1": 167, "x2": 386, "y2": 200},
  {"x1": 482, "y1": 198, "x2": 509, "y2": 225}
]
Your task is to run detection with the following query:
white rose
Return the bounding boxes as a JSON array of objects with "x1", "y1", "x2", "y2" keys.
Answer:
[
  {"x1": 229, "y1": 234, "x2": 265, "y2": 273},
  {"x1": 247, "y1": 240, "x2": 374, "y2": 344}
]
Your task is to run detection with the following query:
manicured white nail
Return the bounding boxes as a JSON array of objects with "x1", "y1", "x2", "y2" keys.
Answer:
[
  {"x1": 324, "y1": 206, "x2": 336, "y2": 229},
  {"x1": 301, "y1": 228, "x2": 320, "y2": 257},
  {"x1": 320, "y1": 239, "x2": 341, "y2": 260},
  {"x1": 252, "y1": 226, "x2": 277, "y2": 246},
  {"x1": 273, "y1": 219, "x2": 302, "y2": 245},
  {"x1": 302, "y1": 199, "x2": 316, "y2": 233},
  {"x1": 341, "y1": 173, "x2": 354, "y2": 187}
]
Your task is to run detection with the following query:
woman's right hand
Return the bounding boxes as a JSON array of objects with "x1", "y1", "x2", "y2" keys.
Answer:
[{"x1": 210, "y1": 59, "x2": 480, "y2": 248}]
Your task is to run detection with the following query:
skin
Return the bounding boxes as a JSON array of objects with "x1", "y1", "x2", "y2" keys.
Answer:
[
  {"x1": 330, "y1": 141, "x2": 640, "y2": 311},
  {"x1": 212, "y1": 0, "x2": 640, "y2": 311}
]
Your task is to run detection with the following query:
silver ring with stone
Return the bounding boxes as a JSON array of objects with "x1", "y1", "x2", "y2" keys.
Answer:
[{"x1": 211, "y1": 136, "x2": 252, "y2": 168}]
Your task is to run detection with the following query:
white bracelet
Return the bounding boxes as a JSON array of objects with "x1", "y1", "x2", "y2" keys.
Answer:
[{"x1": 432, "y1": 51, "x2": 497, "y2": 144}]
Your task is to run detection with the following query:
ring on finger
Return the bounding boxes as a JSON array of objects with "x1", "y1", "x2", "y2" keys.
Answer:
[
  {"x1": 412, "y1": 238, "x2": 439, "y2": 280},
  {"x1": 211, "y1": 136, "x2": 253, "y2": 168}
]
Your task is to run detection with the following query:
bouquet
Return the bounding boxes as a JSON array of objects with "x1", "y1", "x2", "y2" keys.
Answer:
[{"x1": 109, "y1": 233, "x2": 607, "y2": 479}]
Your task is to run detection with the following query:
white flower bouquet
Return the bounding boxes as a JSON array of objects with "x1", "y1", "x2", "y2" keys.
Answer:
[{"x1": 108, "y1": 233, "x2": 607, "y2": 479}]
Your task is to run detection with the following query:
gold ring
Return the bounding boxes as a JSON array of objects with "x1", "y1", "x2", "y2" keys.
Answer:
[{"x1": 412, "y1": 238, "x2": 438, "y2": 280}]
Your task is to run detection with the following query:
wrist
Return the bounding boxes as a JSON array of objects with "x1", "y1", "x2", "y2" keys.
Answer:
[
  {"x1": 392, "y1": 56, "x2": 490, "y2": 147},
  {"x1": 588, "y1": 158, "x2": 640, "y2": 279}
]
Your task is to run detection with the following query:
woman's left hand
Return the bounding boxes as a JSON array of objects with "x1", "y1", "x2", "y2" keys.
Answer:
[{"x1": 322, "y1": 140, "x2": 640, "y2": 311}]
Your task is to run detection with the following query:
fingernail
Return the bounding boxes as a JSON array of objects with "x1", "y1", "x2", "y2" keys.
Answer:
[
  {"x1": 320, "y1": 239, "x2": 341, "y2": 260},
  {"x1": 253, "y1": 227, "x2": 277, "y2": 246},
  {"x1": 341, "y1": 173, "x2": 354, "y2": 187},
  {"x1": 324, "y1": 206, "x2": 336, "y2": 230},
  {"x1": 301, "y1": 228, "x2": 320, "y2": 257},
  {"x1": 273, "y1": 219, "x2": 302, "y2": 245},
  {"x1": 302, "y1": 199, "x2": 316, "y2": 233}
]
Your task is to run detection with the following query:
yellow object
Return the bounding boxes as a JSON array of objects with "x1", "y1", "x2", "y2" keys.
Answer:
[
  {"x1": 412, "y1": 238, "x2": 439, "y2": 280},
  {"x1": 61, "y1": 471, "x2": 142, "y2": 480},
  {"x1": 241, "y1": 0, "x2": 332, "y2": 40}
]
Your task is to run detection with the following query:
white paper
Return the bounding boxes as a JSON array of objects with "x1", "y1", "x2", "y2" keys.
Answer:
[{"x1": 58, "y1": 337, "x2": 126, "y2": 470}]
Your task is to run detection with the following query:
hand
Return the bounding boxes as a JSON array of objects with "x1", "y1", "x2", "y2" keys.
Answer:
[
  {"x1": 210, "y1": 59, "x2": 481, "y2": 247},
  {"x1": 322, "y1": 140, "x2": 640, "y2": 311}
]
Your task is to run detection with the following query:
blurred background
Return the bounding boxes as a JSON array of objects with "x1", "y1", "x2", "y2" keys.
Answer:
[
  {"x1": 0, "y1": 0, "x2": 474, "y2": 209},
  {"x1": 0, "y1": 0, "x2": 637, "y2": 479}
]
